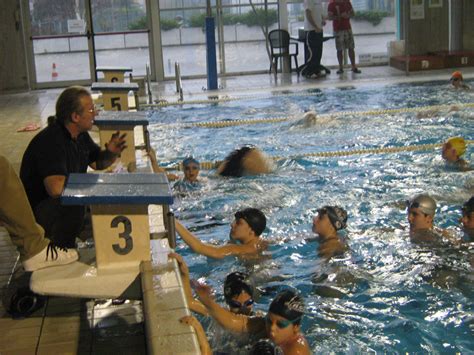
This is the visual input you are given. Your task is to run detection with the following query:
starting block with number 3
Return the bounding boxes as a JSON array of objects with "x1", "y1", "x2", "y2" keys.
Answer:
[{"x1": 30, "y1": 173, "x2": 173, "y2": 299}]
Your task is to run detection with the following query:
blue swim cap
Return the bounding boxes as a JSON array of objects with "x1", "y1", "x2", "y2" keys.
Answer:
[{"x1": 182, "y1": 157, "x2": 200, "y2": 167}]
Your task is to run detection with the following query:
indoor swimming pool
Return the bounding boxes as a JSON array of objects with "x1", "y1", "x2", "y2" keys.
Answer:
[{"x1": 147, "y1": 79, "x2": 473, "y2": 353}]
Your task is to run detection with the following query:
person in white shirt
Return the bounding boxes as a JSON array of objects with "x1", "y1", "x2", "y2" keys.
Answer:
[{"x1": 301, "y1": 0, "x2": 326, "y2": 78}]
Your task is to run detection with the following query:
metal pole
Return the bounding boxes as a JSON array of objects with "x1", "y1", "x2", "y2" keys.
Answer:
[
  {"x1": 205, "y1": 0, "x2": 218, "y2": 90},
  {"x1": 146, "y1": 64, "x2": 152, "y2": 104},
  {"x1": 404, "y1": 0, "x2": 409, "y2": 76},
  {"x1": 167, "y1": 212, "x2": 176, "y2": 249},
  {"x1": 175, "y1": 62, "x2": 181, "y2": 93}
]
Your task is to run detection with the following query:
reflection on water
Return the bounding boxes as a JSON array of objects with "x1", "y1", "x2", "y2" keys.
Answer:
[{"x1": 149, "y1": 80, "x2": 474, "y2": 352}]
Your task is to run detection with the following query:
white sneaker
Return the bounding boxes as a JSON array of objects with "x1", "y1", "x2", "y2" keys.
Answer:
[{"x1": 22, "y1": 243, "x2": 79, "y2": 272}]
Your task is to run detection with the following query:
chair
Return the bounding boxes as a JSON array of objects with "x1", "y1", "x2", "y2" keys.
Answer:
[{"x1": 268, "y1": 29, "x2": 299, "y2": 73}]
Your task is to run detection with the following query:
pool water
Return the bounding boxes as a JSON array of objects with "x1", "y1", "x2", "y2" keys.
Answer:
[{"x1": 148, "y1": 80, "x2": 473, "y2": 353}]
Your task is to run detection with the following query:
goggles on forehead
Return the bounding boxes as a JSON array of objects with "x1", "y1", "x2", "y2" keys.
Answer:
[{"x1": 406, "y1": 200, "x2": 420, "y2": 209}]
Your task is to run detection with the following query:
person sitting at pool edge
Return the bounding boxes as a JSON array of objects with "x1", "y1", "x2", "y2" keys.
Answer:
[
  {"x1": 442, "y1": 137, "x2": 470, "y2": 171},
  {"x1": 217, "y1": 146, "x2": 274, "y2": 177},
  {"x1": 312, "y1": 205, "x2": 348, "y2": 260},
  {"x1": 20, "y1": 86, "x2": 127, "y2": 249},
  {"x1": 175, "y1": 208, "x2": 268, "y2": 259},
  {"x1": 194, "y1": 285, "x2": 311, "y2": 355},
  {"x1": 450, "y1": 71, "x2": 471, "y2": 90},
  {"x1": 460, "y1": 196, "x2": 474, "y2": 243}
]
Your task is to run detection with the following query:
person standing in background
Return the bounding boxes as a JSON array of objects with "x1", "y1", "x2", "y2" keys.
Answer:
[
  {"x1": 328, "y1": 0, "x2": 361, "y2": 74},
  {"x1": 301, "y1": 0, "x2": 326, "y2": 78}
]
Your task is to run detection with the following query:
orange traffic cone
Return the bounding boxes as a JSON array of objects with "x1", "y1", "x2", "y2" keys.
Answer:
[{"x1": 51, "y1": 63, "x2": 58, "y2": 80}]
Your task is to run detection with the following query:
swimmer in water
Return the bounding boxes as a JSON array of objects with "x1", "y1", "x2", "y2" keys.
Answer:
[
  {"x1": 450, "y1": 71, "x2": 471, "y2": 90},
  {"x1": 175, "y1": 208, "x2": 268, "y2": 259},
  {"x1": 173, "y1": 157, "x2": 203, "y2": 192},
  {"x1": 224, "y1": 272, "x2": 256, "y2": 316},
  {"x1": 291, "y1": 111, "x2": 319, "y2": 128},
  {"x1": 195, "y1": 285, "x2": 310, "y2": 355},
  {"x1": 461, "y1": 196, "x2": 474, "y2": 242},
  {"x1": 182, "y1": 157, "x2": 201, "y2": 183},
  {"x1": 217, "y1": 146, "x2": 274, "y2": 177},
  {"x1": 406, "y1": 194, "x2": 455, "y2": 245},
  {"x1": 441, "y1": 137, "x2": 470, "y2": 171},
  {"x1": 312, "y1": 206, "x2": 349, "y2": 260}
]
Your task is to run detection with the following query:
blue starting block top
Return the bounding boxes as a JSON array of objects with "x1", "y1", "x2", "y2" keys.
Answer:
[
  {"x1": 62, "y1": 173, "x2": 173, "y2": 206},
  {"x1": 91, "y1": 82, "x2": 139, "y2": 92},
  {"x1": 96, "y1": 66, "x2": 133, "y2": 73},
  {"x1": 94, "y1": 111, "x2": 150, "y2": 127}
]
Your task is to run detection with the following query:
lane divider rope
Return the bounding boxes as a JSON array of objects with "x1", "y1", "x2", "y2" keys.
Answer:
[
  {"x1": 153, "y1": 102, "x2": 474, "y2": 129},
  {"x1": 164, "y1": 140, "x2": 474, "y2": 171}
]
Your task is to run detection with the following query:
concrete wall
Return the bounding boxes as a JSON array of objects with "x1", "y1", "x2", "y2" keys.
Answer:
[
  {"x1": 406, "y1": 0, "x2": 449, "y2": 56},
  {"x1": 463, "y1": 0, "x2": 474, "y2": 50},
  {"x1": 0, "y1": 0, "x2": 29, "y2": 91}
]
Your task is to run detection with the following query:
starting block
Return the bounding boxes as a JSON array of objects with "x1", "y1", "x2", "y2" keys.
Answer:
[
  {"x1": 91, "y1": 82, "x2": 139, "y2": 112},
  {"x1": 96, "y1": 66, "x2": 133, "y2": 83},
  {"x1": 94, "y1": 111, "x2": 150, "y2": 170},
  {"x1": 30, "y1": 173, "x2": 173, "y2": 299}
]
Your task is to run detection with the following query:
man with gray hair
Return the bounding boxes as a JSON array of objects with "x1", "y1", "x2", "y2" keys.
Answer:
[{"x1": 20, "y1": 86, "x2": 127, "y2": 249}]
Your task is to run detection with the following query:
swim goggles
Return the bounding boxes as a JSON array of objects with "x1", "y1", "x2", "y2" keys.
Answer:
[
  {"x1": 228, "y1": 298, "x2": 254, "y2": 309},
  {"x1": 265, "y1": 315, "x2": 301, "y2": 329}
]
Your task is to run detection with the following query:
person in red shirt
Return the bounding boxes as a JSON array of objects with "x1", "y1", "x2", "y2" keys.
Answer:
[{"x1": 327, "y1": 0, "x2": 361, "y2": 74}]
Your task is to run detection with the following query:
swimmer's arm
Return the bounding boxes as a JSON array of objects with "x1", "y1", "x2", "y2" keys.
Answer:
[
  {"x1": 195, "y1": 284, "x2": 264, "y2": 334},
  {"x1": 148, "y1": 148, "x2": 179, "y2": 180},
  {"x1": 175, "y1": 220, "x2": 253, "y2": 259},
  {"x1": 179, "y1": 316, "x2": 212, "y2": 355},
  {"x1": 43, "y1": 175, "x2": 66, "y2": 198}
]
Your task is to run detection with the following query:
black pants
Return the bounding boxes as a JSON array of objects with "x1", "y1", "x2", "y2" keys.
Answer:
[
  {"x1": 34, "y1": 198, "x2": 85, "y2": 248},
  {"x1": 301, "y1": 31, "x2": 323, "y2": 76}
]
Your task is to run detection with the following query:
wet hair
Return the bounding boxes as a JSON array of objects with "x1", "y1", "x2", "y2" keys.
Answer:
[
  {"x1": 55, "y1": 86, "x2": 91, "y2": 124},
  {"x1": 268, "y1": 290, "x2": 305, "y2": 325},
  {"x1": 235, "y1": 208, "x2": 267, "y2": 236},
  {"x1": 250, "y1": 339, "x2": 282, "y2": 355},
  {"x1": 224, "y1": 272, "x2": 253, "y2": 304},
  {"x1": 183, "y1": 157, "x2": 200, "y2": 168},
  {"x1": 218, "y1": 146, "x2": 254, "y2": 177},
  {"x1": 462, "y1": 196, "x2": 474, "y2": 215}
]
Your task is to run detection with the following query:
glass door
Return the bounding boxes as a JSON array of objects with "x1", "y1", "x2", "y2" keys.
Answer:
[
  {"x1": 26, "y1": 0, "x2": 95, "y2": 86},
  {"x1": 91, "y1": 0, "x2": 151, "y2": 79}
]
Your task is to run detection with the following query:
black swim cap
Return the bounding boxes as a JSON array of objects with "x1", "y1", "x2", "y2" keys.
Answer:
[
  {"x1": 462, "y1": 196, "x2": 474, "y2": 214},
  {"x1": 250, "y1": 339, "x2": 283, "y2": 355},
  {"x1": 268, "y1": 290, "x2": 305, "y2": 324},
  {"x1": 224, "y1": 272, "x2": 253, "y2": 303},
  {"x1": 319, "y1": 206, "x2": 348, "y2": 231},
  {"x1": 235, "y1": 208, "x2": 267, "y2": 236}
]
